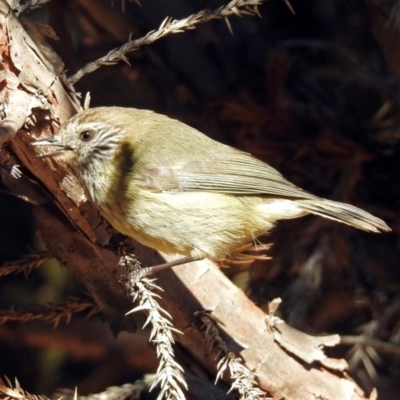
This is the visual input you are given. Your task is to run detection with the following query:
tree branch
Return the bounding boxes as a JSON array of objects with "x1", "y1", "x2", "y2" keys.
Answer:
[{"x1": 68, "y1": 0, "x2": 265, "y2": 84}]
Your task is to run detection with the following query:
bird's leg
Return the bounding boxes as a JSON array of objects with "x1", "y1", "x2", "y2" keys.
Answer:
[{"x1": 131, "y1": 255, "x2": 201, "y2": 282}]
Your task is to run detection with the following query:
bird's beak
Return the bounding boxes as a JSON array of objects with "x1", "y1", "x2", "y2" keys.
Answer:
[{"x1": 31, "y1": 137, "x2": 73, "y2": 158}]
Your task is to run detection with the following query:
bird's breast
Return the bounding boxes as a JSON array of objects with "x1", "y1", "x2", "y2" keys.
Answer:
[{"x1": 93, "y1": 185, "x2": 274, "y2": 258}]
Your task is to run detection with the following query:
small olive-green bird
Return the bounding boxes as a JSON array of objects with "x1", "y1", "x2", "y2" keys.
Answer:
[{"x1": 33, "y1": 107, "x2": 390, "y2": 263}]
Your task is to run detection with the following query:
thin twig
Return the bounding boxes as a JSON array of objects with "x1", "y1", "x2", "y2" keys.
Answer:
[
  {"x1": 68, "y1": 0, "x2": 266, "y2": 84},
  {"x1": 123, "y1": 254, "x2": 187, "y2": 400},
  {"x1": 195, "y1": 310, "x2": 268, "y2": 400},
  {"x1": 54, "y1": 381, "x2": 149, "y2": 400},
  {"x1": 0, "y1": 296, "x2": 99, "y2": 327},
  {"x1": 340, "y1": 335, "x2": 400, "y2": 358},
  {"x1": 0, "y1": 377, "x2": 49, "y2": 400},
  {"x1": 0, "y1": 251, "x2": 52, "y2": 278}
]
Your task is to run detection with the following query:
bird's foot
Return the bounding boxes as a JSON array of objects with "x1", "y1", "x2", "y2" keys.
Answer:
[{"x1": 129, "y1": 255, "x2": 201, "y2": 283}]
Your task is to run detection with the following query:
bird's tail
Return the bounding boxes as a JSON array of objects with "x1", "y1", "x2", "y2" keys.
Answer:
[{"x1": 298, "y1": 198, "x2": 390, "y2": 233}]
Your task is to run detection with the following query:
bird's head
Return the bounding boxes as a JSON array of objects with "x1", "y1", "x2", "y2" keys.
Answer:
[{"x1": 32, "y1": 107, "x2": 131, "y2": 170}]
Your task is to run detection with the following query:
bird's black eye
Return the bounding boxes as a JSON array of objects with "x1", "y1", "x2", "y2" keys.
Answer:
[{"x1": 79, "y1": 130, "x2": 95, "y2": 142}]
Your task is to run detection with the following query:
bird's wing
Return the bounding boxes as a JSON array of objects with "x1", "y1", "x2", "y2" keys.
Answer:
[{"x1": 134, "y1": 148, "x2": 314, "y2": 199}]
